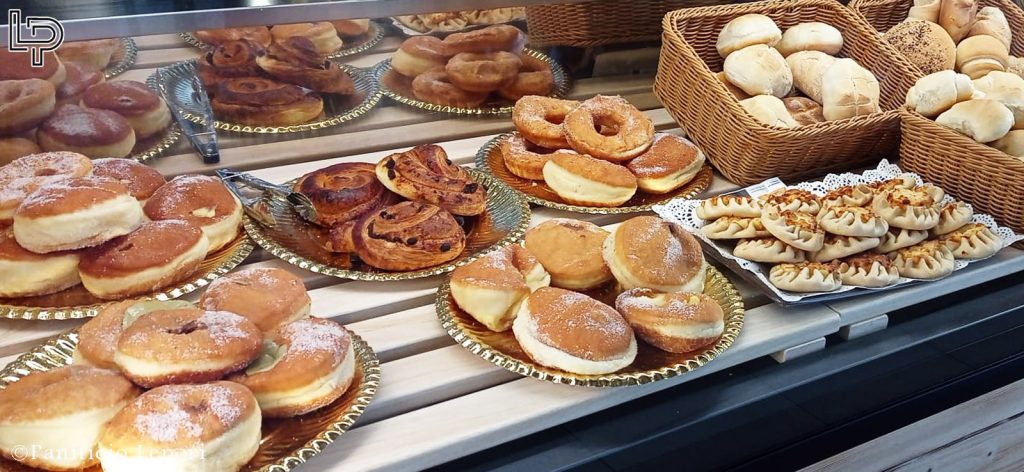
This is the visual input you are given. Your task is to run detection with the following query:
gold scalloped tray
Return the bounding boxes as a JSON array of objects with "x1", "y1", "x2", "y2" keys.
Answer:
[
  {"x1": 129, "y1": 123, "x2": 181, "y2": 163},
  {"x1": 245, "y1": 170, "x2": 530, "y2": 282},
  {"x1": 476, "y1": 132, "x2": 714, "y2": 215},
  {"x1": 0, "y1": 328, "x2": 380, "y2": 472},
  {"x1": 103, "y1": 38, "x2": 138, "y2": 79},
  {"x1": 152, "y1": 61, "x2": 381, "y2": 134},
  {"x1": 372, "y1": 49, "x2": 571, "y2": 115},
  {"x1": 0, "y1": 233, "x2": 254, "y2": 321},
  {"x1": 180, "y1": 21, "x2": 386, "y2": 59},
  {"x1": 438, "y1": 265, "x2": 744, "y2": 387}
]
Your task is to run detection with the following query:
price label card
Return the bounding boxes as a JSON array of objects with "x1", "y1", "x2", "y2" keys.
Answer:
[{"x1": 723, "y1": 177, "x2": 787, "y2": 198}]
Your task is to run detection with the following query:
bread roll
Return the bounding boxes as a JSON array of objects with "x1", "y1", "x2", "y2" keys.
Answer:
[
  {"x1": 787, "y1": 50, "x2": 836, "y2": 103},
  {"x1": 740, "y1": 95, "x2": 799, "y2": 128},
  {"x1": 908, "y1": 0, "x2": 941, "y2": 22},
  {"x1": 821, "y1": 59, "x2": 881, "y2": 121},
  {"x1": 968, "y1": 7, "x2": 1013, "y2": 49},
  {"x1": 776, "y1": 22, "x2": 843, "y2": 57},
  {"x1": 883, "y1": 20, "x2": 957, "y2": 75},
  {"x1": 906, "y1": 70, "x2": 980, "y2": 117},
  {"x1": 940, "y1": 0, "x2": 979, "y2": 43},
  {"x1": 716, "y1": 71, "x2": 750, "y2": 100},
  {"x1": 935, "y1": 99, "x2": 1014, "y2": 142},
  {"x1": 957, "y1": 35, "x2": 1010, "y2": 79},
  {"x1": 722, "y1": 44, "x2": 793, "y2": 98},
  {"x1": 1009, "y1": 56, "x2": 1024, "y2": 79},
  {"x1": 973, "y1": 71, "x2": 1024, "y2": 128},
  {"x1": 716, "y1": 14, "x2": 782, "y2": 58},
  {"x1": 783, "y1": 97, "x2": 825, "y2": 125},
  {"x1": 991, "y1": 130, "x2": 1024, "y2": 157}
]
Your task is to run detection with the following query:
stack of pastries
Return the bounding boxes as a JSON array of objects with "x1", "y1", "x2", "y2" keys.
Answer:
[
  {"x1": 715, "y1": 14, "x2": 883, "y2": 127},
  {"x1": 0, "y1": 49, "x2": 172, "y2": 162},
  {"x1": 0, "y1": 152, "x2": 243, "y2": 300},
  {"x1": 395, "y1": 8, "x2": 526, "y2": 33},
  {"x1": 290, "y1": 143, "x2": 487, "y2": 271},
  {"x1": 449, "y1": 216, "x2": 726, "y2": 376},
  {"x1": 390, "y1": 25, "x2": 555, "y2": 107},
  {"x1": 696, "y1": 176, "x2": 1004, "y2": 293},
  {"x1": 0, "y1": 267, "x2": 360, "y2": 471},
  {"x1": 503, "y1": 95, "x2": 706, "y2": 206},
  {"x1": 194, "y1": 20, "x2": 373, "y2": 57}
]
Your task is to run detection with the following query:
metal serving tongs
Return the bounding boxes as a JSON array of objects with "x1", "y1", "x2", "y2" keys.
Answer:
[
  {"x1": 155, "y1": 68, "x2": 220, "y2": 164},
  {"x1": 216, "y1": 169, "x2": 318, "y2": 228}
]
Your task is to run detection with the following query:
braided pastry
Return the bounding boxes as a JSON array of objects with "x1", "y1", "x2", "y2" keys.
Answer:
[
  {"x1": 256, "y1": 37, "x2": 355, "y2": 94},
  {"x1": 211, "y1": 77, "x2": 323, "y2": 126},
  {"x1": 375, "y1": 144, "x2": 486, "y2": 216},
  {"x1": 196, "y1": 40, "x2": 264, "y2": 92},
  {"x1": 293, "y1": 162, "x2": 392, "y2": 226},
  {"x1": 348, "y1": 201, "x2": 467, "y2": 271}
]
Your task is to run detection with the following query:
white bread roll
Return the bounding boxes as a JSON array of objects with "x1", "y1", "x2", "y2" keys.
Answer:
[
  {"x1": 787, "y1": 50, "x2": 836, "y2": 103},
  {"x1": 776, "y1": 22, "x2": 844, "y2": 57},
  {"x1": 716, "y1": 71, "x2": 750, "y2": 100},
  {"x1": 935, "y1": 99, "x2": 1014, "y2": 142},
  {"x1": 973, "y1": 71, "x2": 1024, "y2": 129},
  {"x1": 968, "y1": 7, "x2": 1013, "y2": 49},
  {"x1": 905, "y1": 70, "x2": 980, "y2": 117},
  {"x1": 739, "y1": 95, "x2": 800, "y2": 128},
  {"x1": 939, "y1": 0, "x2": 979, "y2": 43},
  {"x1": 908, "y1": 0, "x2": 942, "y2": 22},
  {"x1": 956, "y1": 35, "x2": 1010, "y2": 79},
  {"x1": 716, "y1": 14, "x2": 782, "y2": 58},
  {"x1": 821, "y1": 58, "x2": 881, "y2": 121},
  {"x1": 723, "y1": 44, "x2": 793, "y2": 98},
  {"x1": 883, "y1": 20, "x2": 957, "y2": 75},
  {"x1": 991, "y1": 130, "x2": 1024, "y2": 157},
  {"x1": 1009, "y1": 56, "x2": 1024, "y2": 79}
]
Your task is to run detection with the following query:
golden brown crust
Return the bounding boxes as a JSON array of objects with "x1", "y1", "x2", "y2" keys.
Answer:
[
  {"x1": 199, "y1": 267, "x2": 311, "y2": 333},
  {"x1": 512, "y1": 96, "x2": 580, "y2": 149},
  {"x1": 79, "y1": 220, "x2": 204, "y2": 278},
  {"x1": 0, "y1": 138, "x2": 42, "y2": 165},
  {"x1": 294, "y1": 162, "x2": 390, "y2": 226},
  {"x1": 612, "y1": 216, "x2": 704, "y2": 287},
  {"x1": 194, "y1": 26, "x2": 272, "y2": 47},
  {"x1": 91, "y1": 158, "x2": 167, "y2": 201},
  {"x1": 56, "y1": 62, "x2": 104, "y2": 104},
  {"x1": 451, "y1": 244, "x2": 541, "y2": 291},
  {"x1": 563, "y1": 95, "x2": 655, "y2": 162},
  {"x1": 412, "y1": 68, "x2": 489, "y2": 108},
  {"x1": 39, "y1": 104, "x2": 134, "y2": 146},
  {"x1": 782, "y1": 209, "x2": 819, "y2": 231},
  {"x1": 197, "y1": 40, "x2": 264, "y2": 91},
  {"x1": 82, "y1": 80, "x2": 161, "y2": 117},
  {"x1": 616, "y1": 289, "x2": 725, "y2": 353},
  {"x1": 549, "y1": 152, "x2": 637, "y2": 188},
  {"x1": 350, "y1": 201, "x2": 466, "y2": 271},
  {"x1": 842, "y1": 252, "x2": 894, "y2": 271},
  {"x1": 331, "y1": 19, "x2": 371, "y2": 37},
  {"x1": 210, "y1": 77, "x2": 323, "y2": 126},
  {"x1": 500, "y1": 133, "x2": 567, "y2": 180},
  {"x1": 883, "y1": 187, "x2": 935, "y2": 208},
  {"x1": 445, "y1": 51, "x2": 521, "y2": 93},
  {"x1": 375, "y1": 144, "x2": 486, "y2": 216},
  {"x1": 0, "y1": 78, "x2": 56, "y2": 135},
  {"x1": 0, "y1": 151, "x2": 92, "y2": 184},
  {"x1": 56, "y1": 39, "x2": 119, "y2": 68},
  {"x1": 76, "y1": 300, "x2": 139, "y2": 369},
  {"x1": 497, "y1": 55, "x2": 554, "y2": 101},
  {"x1": 524, "y1": 219, "x2": 611, "y2": 289},
  {"x1": 15, "y1": 175, "x2": 130, "y2": 219},
  {"x1": 525, "y1": 287, "x2": 633, "y2": 361},
  {"x1": 256, "y1": 37, "x2": 356, "y2": 94},
  {"x1": 442, "y1": 24, "x2": 523, "y2": 54},
  {"x1": 626, "y1": 134, "x2": 702, "y2": 178},
  {"x1": 823, "y1": 183, "x2": 874, "y2": 208},
  {"x1": 0, "y1": 366, "x2": 139, "y2": 423},
  {"x1": 228, "y1": 318, "x2": 352, "y2": 393},
  {"x1": 270, "y1": 22, "x2": 343, "y2": 55},
  {"x1": 144, "y1": 175, "x2": 240, "y2": 227},
  {"x1": 761, "y1": 188, "x2": 821, "y2": 213},
  {"x1": 0, "y1": 50, "x2": 61, "y2": 81}
]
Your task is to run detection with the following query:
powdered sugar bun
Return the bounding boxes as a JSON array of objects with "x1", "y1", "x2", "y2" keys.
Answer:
[
  {"x1": 449, "y1": 244, "x2": 550, "y2": 331},
  {"x1": 199, "y1": 267, "x2": 311, "y2": 333}
]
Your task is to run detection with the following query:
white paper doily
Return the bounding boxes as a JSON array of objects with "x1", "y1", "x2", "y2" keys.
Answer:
[{"x1": 654, "y1": 160, "x2": 1024, "y2": 303}]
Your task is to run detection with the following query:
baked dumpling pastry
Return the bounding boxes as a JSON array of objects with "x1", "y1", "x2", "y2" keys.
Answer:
[
  {"x1": 817, "y1": 206, "x2": 889, "y2": 237},
  {"x1": 733, "y1": 237, "x2": 807, "y2": 263},
  {"x1": 889, "y1": 240, "x2": 955, "y2": 279},
  {"x1": 939, "y1": 223, "x2": 1002, "y2": 260},
  {"x1": 761, "y1": 205, "x2": 825, "y2": 251},
  {"x1": 696, "y1": 195, "x2": 762, "y2": 220},
  {"x1": 811, "y1": 234, "x2": 881, "y2": 262},
  {"x1": 869, "y1": 174, "x2": 917, "y2": 195},
  {"x1": 700, "y1": 217, "x2": 770, "y2": 239},
  {"x1": 933, "y1": 201, "x2": 973, "y2": 235},
  {"x1": 872, "y1": 188, "x2": 940, "y2": 230},
  {"x1": 917, "y1": 183, "x2": 945, "y2": 205},
  {"x1": 838, "y1": 253, "x2": 900, "y2": 287},
  {"x1": 876, "y1": 227, "x2": 930, "y2": 253},
  {"x1": 761, "y1": 188, "x2": 821, "y2": 214},
  {"x1": 769, "y1": 262, "x2": 842, "y2": 292},
  {"x1": 822, "y1": 184, "x2": 874, "y2": 209}
]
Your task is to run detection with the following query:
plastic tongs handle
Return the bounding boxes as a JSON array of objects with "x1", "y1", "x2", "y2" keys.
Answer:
[{"x1": 158, "y1": 67, "x2": 220, "y2": 164}]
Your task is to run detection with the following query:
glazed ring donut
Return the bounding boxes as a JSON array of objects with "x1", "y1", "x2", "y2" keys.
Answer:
[
  {"x1": 412, "y1": 68, "x2": 488, "y2": 109},
  {"x1": 499, "y1": 133, "x2": 574, "y2": 180},
  {"x1": 0, "y1": 78, "x2": 56, "y2": 135},
  {"x1": 498, "y1": 55, "x2": 555, "y2": 101},
  {"x1": 442, "y1": 25, "x2": 523, "y2": 55},
  {"x1": 445, "y1": 51, "x2": 522, "y2": 93},
  {"x1": 563, "y1": 95, "x2": 655, "y2": 162},
  {"x1": 511, "y1": 96, "x2": 580, "y2": 149}
]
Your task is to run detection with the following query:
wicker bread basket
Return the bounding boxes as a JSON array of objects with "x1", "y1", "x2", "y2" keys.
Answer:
[{"x1": 655, "y1": 0, "x2": 921, "y2": 186}]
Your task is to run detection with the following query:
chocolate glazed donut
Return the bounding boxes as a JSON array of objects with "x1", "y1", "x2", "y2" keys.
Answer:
[
  {"x1": 293, "y1": 162, "x2": 391, "y2": 226},
  {"x1": 349, "y1": 201, "x2": 467, "y2": 271},
  {"x1": 375, "y1": 144, "x2": 486, "y2": 216}
]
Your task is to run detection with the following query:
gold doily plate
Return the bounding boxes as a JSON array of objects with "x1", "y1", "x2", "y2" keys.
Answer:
[
  {"x1": 476, "y1": 132, "x2": 713, "y2": 214},
  {"x1": 129, "y1": 123, "x2": 181, "y2": 163},
  {"x1": 437, "y1": 265, "x2": 745, "y2": 387},
  {"x1": 179, "y1": 21, "x2": 386, "y2": 59},
  {"x1": 104, "y1": 37, "x2": 138, "y2": 79},
  {"x1": 372, "y1": 49, "x2": 571, "y2": 115},
  {"x1": 0, "y1": 232, "x2": 254, "y2": 321},
  {"x1": 245, "y1": 170, "x2": 530, "y2": 282},
  {"x1": 0, "y1": 329, "x2": 380, "y2": 472},
  {"x1": 152, "y1": 61, "x2": 381, "y2": 134}
]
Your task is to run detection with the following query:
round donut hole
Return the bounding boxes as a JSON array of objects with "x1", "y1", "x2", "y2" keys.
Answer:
[
  {"x1": 35, "y1": 168, "x2": 58, "y2": 176},
  {"x1": 543, "y1": 112, "x2": 565, "y2": 126}
]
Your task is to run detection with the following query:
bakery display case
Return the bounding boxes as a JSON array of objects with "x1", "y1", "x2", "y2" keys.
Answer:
[{"x1": 2, "y1": 0, "x2": 1024, "y2": 470}]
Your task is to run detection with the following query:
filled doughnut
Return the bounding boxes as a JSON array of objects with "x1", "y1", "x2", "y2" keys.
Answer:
[
  {"x1": 498, "y1": 55, "x2": 555, "y2": 101},
  {"x1": 90, "y1": 158, "x2": 167, "y2": 202},
  {"x1": 411, "y1": 68, "x2": 488, "y2": 108},
  {"x1": 79, "y1": 220, "x2": 210, "y2": 299},
  {"x1": 499, "y1": 133, "x2": 574, "y2": 180},
  {"x1": 144, "y1": 175, "x2": 244, "y2": 253},
  {"x1": 0, "y1": 227, "x2": 80, "y2": 298},
  {"x1": 0, "y1": 137, "x2": 41, "y2": 166},
  {"x1": 82, "y1": 80, "x2": 172, "y2": 139},
  {"x1": 450, "y1": 244, "x2": 550, "y2": 331},
  {"x1": 442, "y1": 24, "x2": 523, "y2": 54},
  {"x1": 603, "y1": 216, "x2": 706, "y2": 293},
  {"x1": 563, "y1": 95, "x2": 655, "y2": 162},
  {"x1": 445, "y1": 51, "x2": 522, "y2": 93},
  {"x1": 293, "y1": 162, "x2": 392, "y2": 226},
  {"x1": 375, "y1": 144, "x2": 486, "y2": 216},
  {"x1": 55, "y1": 62, "x2": 105, "y2": 106},
  {"x1": 0, "y1": 151, "x2": 92, "y2": 222},
  {"x1": 37, "y1": 104, "x2": 136, "y2": 158},
  {"x1": 512, "y1": 96, "x2": 580, "y2": 149},
  {"x1": 0, "y1": 78, "x2": 56, "y2": 135},
  {"x1": 228, "y1": 318, "x2": 356, "y2": 417},
  {"x1": 73, "y1": 299, "x2": 193, "y2": 369},
  {"x1": 0, "y1": 49, "x2": 67, "y2": 86},
  {"x1": 391, "y1": 36, "x2": 450, "y2": 77},
  {"x1": 57, "y1": 38, "x2": 119, "y2": 70},
  {"x1": 113, "y1": 306, "x2": 262, "y2": 387},
  {"x1": 524, "y1": 218, "x2": 613, "y2": 290},
  {"x1": 616, "y1": 289, "x2": 725, "y2": 353},
  {"x1": 199, "y1": 267, "x2": 312, "y2": 333},
  {"x1": 542, "y1": 152, "x2": 638, "y2": 207},
  {"x1": 626, "y1": 134, "x2": 706, "y2": 194}
]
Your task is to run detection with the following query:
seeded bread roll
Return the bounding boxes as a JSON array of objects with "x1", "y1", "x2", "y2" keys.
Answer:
[{"x1": 883, "y1": 20, "x2": 956, "y2": 75}]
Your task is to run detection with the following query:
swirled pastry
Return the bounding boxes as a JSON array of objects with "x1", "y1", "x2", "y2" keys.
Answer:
[
  {"x1": 838, "y1": 253, "x2": 900, "y2": 287},
  {"x1": 293, "y1": 162, "x2": 391, "y2": 226},
  {"x1": 700, "y1": 217, "x2": 770, "y2": 240},
  {"x1": 876, "y1": 227, "x2": 930, "y2": 253},
  {"x1": 761, "y1": 188, "x2": 821, "y2": 214},
  {"x1": 822, "y1": 184, "x2": 874, "y2": 209},
  {"x1": 349, "y1": 201, "x2": 466, "y2": 271},
  {"x1": 450, "y1": 244, "x2": 550, "y2": 332},
  {"x1": 196, "y1": 40, "x2": 264, "y2": 91},
  {"x1": 211, "y1": 77, "x2": 323, "y2": 126},
  {"x1": 872, "y1": 188, "x2": 940, "y2": 230},
  {"x1": 761, "y1": 205, "x2": 825, "y2": 252},
  {"x1": 193, "y1": 26, "x2": 272, "y2": 47},
  {"x1": 270, "y1": 22, "x2": 343, "y2": 56},
  {"x1": 938, "y1": 223, "x2": 1002, "y2": 260},
  {"x1": 817, "y1": 206, "x2": 889, "y2": 237},
  {"x1": 933, "y1": 201, "x2": 973, "y2": 235},
  {"x1": 889, "y1": 240, "x2": 954, "y2": 279},
  {"x1": 811, "y1": 234, "x2": 881, "y2": 262},
  {"x1": 769, "y1": 262, "x2": 842, "y2": 292},
  {"x1": 733, "y1": 237, "x2": 807, "y2": 263},
  {"x1": 256, "y1": 37, "x2": 355, "y2": 94},
  {"x1": 375, "y1": 144, "x2": 486, "y2": 216},
  {"x1": 695, "y1": 195, "x2": 762, "y2": 220}
]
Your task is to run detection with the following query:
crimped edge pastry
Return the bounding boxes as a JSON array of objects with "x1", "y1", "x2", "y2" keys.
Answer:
[
  {"x1": 889, "y1": 240, "x2": 955, "y2": 279},
  {"x1": 761, "y1": 204, "x2": 825, "y2": 251},
  {"x1": 838, "y1": 253, "x2": 900, "y2": 287},
  {"x1": 695, "y1": 195, "x2": 761, "y2": 220},
  {"x1": 817, "y1": 206, "x2": 889, "y2": 237},
  {"x1": 876, "y1": 227, "x2": 930, "y2": 253},
  {"x1": 769, "y1": 261, "x2": 842, "y2": 292},
  {"x1": 822, "y1": 183, "x2": 874, "y2": 208},
  {"x1": 700, "y1": 216, "x2": 770, "y2": 240},
  {"x1": 933, "y1": 201, "x2": 974, "y2": 235},
  {"x1": 938, "y1": 223, "x2": 1002, "y2": 260},
  {"x1": 872, "y1": 188, "x2": 940, "y2": 230},
  {"x1": 733, "y1": 237, "x2": 807, "y2": 263},
  {"x1": 761, "y1": 188, "x2": 821, "y2": 214},
  {"x1": 811, "y1": 234, "x2": 881, "y2": 262}
]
